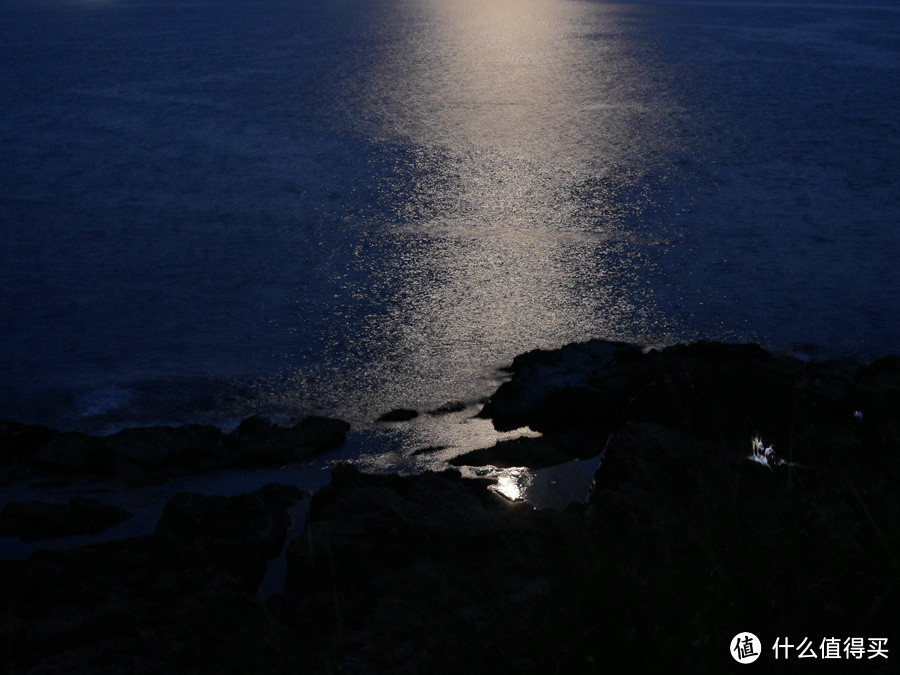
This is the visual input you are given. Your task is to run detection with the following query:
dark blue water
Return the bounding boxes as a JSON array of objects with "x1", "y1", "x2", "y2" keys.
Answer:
[{"x1": 2, "y1": 0, "x2": 898, "y2": 440}]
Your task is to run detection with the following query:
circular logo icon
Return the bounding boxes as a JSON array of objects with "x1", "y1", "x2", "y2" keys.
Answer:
[{"x1": 731, "y1": 632, "x2": 762, "y2": 664}]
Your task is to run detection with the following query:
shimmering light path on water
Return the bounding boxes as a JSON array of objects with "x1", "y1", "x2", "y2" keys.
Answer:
[{"x1": 1, "y1": 0, "x2": 897, "y2": 450}]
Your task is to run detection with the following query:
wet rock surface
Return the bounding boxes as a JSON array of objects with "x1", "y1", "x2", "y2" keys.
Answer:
[
  {"x1": 0, "y1": 415, "x2": 350, "y2": 484},
  {"x1": 1, "y1": 341, "x2": 897, "y2": 673}
]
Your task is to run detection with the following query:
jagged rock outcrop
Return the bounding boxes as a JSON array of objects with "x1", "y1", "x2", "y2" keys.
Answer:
[{"x1": 466, "y1": 340, "x2": 900, "y2": 472}]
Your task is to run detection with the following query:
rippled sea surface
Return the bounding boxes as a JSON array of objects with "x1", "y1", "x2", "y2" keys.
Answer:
[{"x1": 2, "y1": 0, "x2": 898, "y2": 439}]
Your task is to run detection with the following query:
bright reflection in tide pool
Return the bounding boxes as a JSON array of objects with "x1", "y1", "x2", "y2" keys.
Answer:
[{"x1": 491, "y1": 469, "x2": 532, "y2": 502}]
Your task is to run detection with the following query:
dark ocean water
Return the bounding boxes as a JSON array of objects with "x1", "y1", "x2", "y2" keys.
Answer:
[{"x1": 2, "y1": 0, "x2": 898, "y2": 443}]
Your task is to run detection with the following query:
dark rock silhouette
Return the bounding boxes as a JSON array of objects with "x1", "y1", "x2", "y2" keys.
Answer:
[
  {"x1": 276, "y1": 465, "x2": 582, "y2": 671},
  {"x1": 156, "y1": 483, "x2": 308, "y2": 594},
  {"x1": 226, "y1": 415, "x2": 351, "y2": 467},
  {"x1": 1, "y1": 341, "x2": 897, "y2": 672},
  {"x1": 410, "y1": 445, "x2": 448, "y2": 456},
  {"x1": 449, "y1": 429, "x2": 603, "y2": 469},
  {"x1": 0, "y1": 415, "x2": 349, "y2": 484},
  {"x1": 473, "y1": 339, "x2": 900, "y2": 471},
  {"x1": 0, "y1": 497, "x2": 132, "y2": 542},
  {"x1": 427, "y1": 400, "x2": 467, "y2": 415},
  {"x1": 376, "y1": 408, "x2": 419, "y2": 422},
  {"x1": 0, "y1": 484, "x2": 307, "y2": 673}
]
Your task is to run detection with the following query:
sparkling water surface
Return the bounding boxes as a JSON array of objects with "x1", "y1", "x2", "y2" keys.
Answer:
[{"x1": 1, "y1": 0, "x2": 898, "y2": 455}]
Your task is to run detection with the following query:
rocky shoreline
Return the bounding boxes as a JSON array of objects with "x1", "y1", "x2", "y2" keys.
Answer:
[
  {"x1": 0, "y1": 414, "x2": 350, "y2": 487},
  {"x1": 1, "y1": 340, "x2": 897, "y2": 672}
]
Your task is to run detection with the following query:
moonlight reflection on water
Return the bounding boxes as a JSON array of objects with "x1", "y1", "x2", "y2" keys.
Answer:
[
  {"x1": 323, "y1": 0, "x2": 683, "y2": 434},
  {"x1": 0, "y1": 0, "x2": 896, "y2": 445}
]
